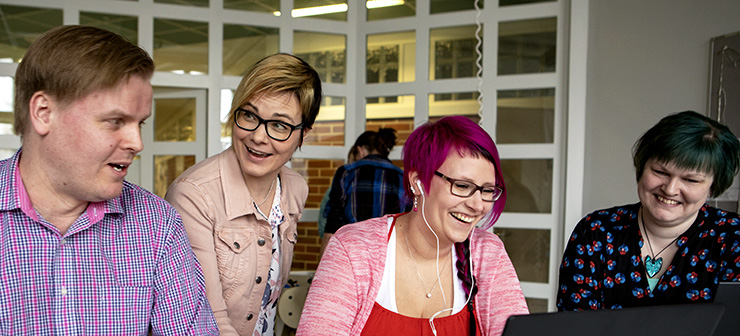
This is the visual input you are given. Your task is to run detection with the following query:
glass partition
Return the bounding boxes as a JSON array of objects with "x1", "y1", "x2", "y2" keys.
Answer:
[
  {"x1": 154, "y1": 98, "x2": 197, "y2": 142},
  {"x1": 498, "y1": 17, "x2": 556, "y2": 75},
  {"x1": 294, "y1": 31, "x2": 347, "y2": 84},
  {"x1": 154, "y1": 18, "x2": 209, "y2": 75},
  {"x1": 431, "y1": 0, "x2": 483, "y2": 14},
  {"x1": 366, "y1": 95, "x2": 414, "y2": 146},
  {"x1": 154, "y1": 155, "x2": 196, "y2": 197},
  {"x1": 430, "y1": 25, "x2": 481, "y2": 80},
  {"x1": 80, "y1": 12, "x2": 138, "y2": 44},
  {"x1": 367, "y1": 31, "x2": 415, "y2": 83},
  {"x1": 497, "y1": 88, "x2": 554, "y2": 144},
  {"x1": 0, "y1": 5, "x2": 63, "y2": 63},
  {"x1": 494, "y1": 227, "x2": 550, "y2": 283},
  {"x1": 223, "y1": 24, "x2": 279, "y2": 76},
  {"x1": 225, "y1": 0, "x2": 279, "y2": 13},
  {"x1": 501, "y1": 159, "x2": 552, "y2": 213}
]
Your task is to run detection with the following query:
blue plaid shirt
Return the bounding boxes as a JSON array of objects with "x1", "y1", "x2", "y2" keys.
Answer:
[
  {"x1": 0, "y1": 150, "x2": 218, "y2": 335},
  {"x1": 325, "y1": 154, "x2": 409, "y2": 234}
]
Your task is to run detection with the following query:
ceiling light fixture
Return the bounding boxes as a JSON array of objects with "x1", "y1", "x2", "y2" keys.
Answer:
[
  {"x1": 366, "y1": 0, "x2": 405, "y2": 9},
  {"x1": 273, "y1": 0, "x2": 404, "y2": 17}
]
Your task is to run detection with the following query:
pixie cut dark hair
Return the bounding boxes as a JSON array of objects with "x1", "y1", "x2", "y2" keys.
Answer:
[{"x1": 632, "y1": 110, "x2": 740, "y2": 197}]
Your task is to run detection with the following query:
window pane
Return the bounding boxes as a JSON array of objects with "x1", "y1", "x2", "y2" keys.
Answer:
[
  {"x1": 498, "y1": 17, "x2": 556, "y2": 75},
  {"x1": 154, "y1": 155, "x2": 196, "y2": 198},
  {"x1": 154, "y1": 98, "x2": 196, "y2": 142},
  {"x1": 497, "y1": 88, "x2": 554, "y2": 144},
  {"x1": 294, "y1": 31, "x2": 346, "y2": 84},
  {"x1": 155, "y1": 0, "x2": 209, "y2": 6},
  {"x1": 80, "y1": 12, "x2": 138, "y2": 45},
  {"x1": 501, "y1": 159, "x2": 552, "y2": 213},
  {"x1": 225, "y1": 0, "x2": 279, "y2": 13},
  {"x1": 304, "y1": 96, "x2": 345, "y2": 146},
  {"x1": 223, "y1": 24, "x2": 279, "y2": 76},
  {"x1": 500, "y1": 0, "x2": 555, "y2": 5},
  {"x1": 428, "y1": 92, "x2": 480, "y2": 142},
  {"x1": 525, "y1": 298, "x2": 548, "y2": 314},
  {"x1": 367, "y1": 31, "x2": 414, "y2": 83},
  {"x1": 0, "y1": 5, "x2": 62, "y2": 63},
  {"x1": 430, "y1": 0, "x2": 484, "y2": 14},
  {"x1": 154, "y1": 18, "x2": 208, "y2": 75},
  {"x1": 293, "y1": 0, "x2": 347, "y2": 21},
  {"x1": 291, "y1": 158, "x2": 345, "y2": 209},
  {"x1": 220, "y1": 89, "x2": 234, "y2": 150},
  {"x1": 494, "y1": 228, "x2": 550, "y2": 283},
  {"x1": 430, "y1": 25, "x2": 481, "y2": 80},
  {"x1": 429, "y1": 92, "x2": 480, "y2": 121},
  {"x1": 0, "y1": 76, "x2": 13, "y2": 135},
  {"x1": 367, "y1": 0, "x2": 415, "y2": 21},
  {"x1": 366, "y1": 96, "x2": 414, "y2": 146}
]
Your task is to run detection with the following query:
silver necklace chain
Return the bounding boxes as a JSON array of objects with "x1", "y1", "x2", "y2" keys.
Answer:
[
  {"x1": 403, "y1": 224, "x2": 448, "y2": 299},
  {"x1": 254, "y1": 177, "x2": 276, "y2": 207}
]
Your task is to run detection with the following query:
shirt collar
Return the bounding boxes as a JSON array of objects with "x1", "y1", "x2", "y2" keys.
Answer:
[{"x1": 9, "y1": 148, "x2": 108, "y2": 226}]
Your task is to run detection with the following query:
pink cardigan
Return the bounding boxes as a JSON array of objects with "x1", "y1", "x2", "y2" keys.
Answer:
[{"x1": 297, "y1": 215, "x2": 529, "y2": 335}]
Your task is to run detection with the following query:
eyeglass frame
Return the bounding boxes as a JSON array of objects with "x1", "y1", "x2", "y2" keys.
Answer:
[
  {"x1": 233, "y1": 107, "x2": 305, "y2": 142},
  {"x1": 433, "y1": 171, "x2": 503, "y2": 202}
]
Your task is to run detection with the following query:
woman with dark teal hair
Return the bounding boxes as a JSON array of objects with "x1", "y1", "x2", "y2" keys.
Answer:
[{"x1": 558, "y1": 110, "x2": 740, "y2": 310}]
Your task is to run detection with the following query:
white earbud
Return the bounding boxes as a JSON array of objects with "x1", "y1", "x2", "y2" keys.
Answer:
[{"x1": 416, "y1": 180, "x2": 423, "y2": 193}]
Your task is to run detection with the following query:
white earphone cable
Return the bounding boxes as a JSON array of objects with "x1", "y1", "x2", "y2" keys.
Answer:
[{"x1": 420, "y1": 186, "x2": 477, "y2": 336}]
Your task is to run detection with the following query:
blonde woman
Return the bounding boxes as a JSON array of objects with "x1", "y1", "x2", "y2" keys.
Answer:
[{"x1": 166, "y1": 53, "x2": 321, "y2": 335}]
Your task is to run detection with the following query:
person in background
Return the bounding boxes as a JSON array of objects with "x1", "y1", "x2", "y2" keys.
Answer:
[
  {"x1": 166, "y1": 53, "x2": 321, "y2": 335},
  {"x1": 321, "y1": 128, "x2": 409, "y2": 254},
  {"x1": 317, "y1": 140, "x2": 363, "y2": 242},
  {"x1": 558, "y1": 110, "x2": 740, "y2": 310},
  {"x1": 1, "y1": 25, "x2": 218, "y2": 334},
  {"x1": 298, "y1": 116, "x2": 528, "y2": 335}
]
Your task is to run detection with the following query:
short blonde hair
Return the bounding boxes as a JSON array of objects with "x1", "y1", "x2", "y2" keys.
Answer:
[{"x1": 227, "y1": 53, "x2": 322, "y2": 136}]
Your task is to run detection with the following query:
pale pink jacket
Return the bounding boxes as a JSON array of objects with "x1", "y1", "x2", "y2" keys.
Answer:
[
  {"x1": 297, "y1": 215, "x2": 529, "y2": 335},
  {"x1": 165, "y1": 147, "x2": 307, "y2": 335}
]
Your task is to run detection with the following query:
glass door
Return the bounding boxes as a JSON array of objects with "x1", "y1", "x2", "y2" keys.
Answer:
[{"x1": 129, "y1": 88, "x2": 207, "y2": 198}]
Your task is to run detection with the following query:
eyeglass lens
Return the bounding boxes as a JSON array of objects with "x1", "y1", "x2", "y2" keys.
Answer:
[
  {"x1": 450, "y1": 181, "x2": 501, "y2": 201},
  {"x1": 235, "y1": 109, "x2": 295, "y2": 141}
]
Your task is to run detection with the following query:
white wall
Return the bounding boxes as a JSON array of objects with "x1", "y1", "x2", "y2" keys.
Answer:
[{"x1": 582, "y1": 0, "x2": 740, "y2": 215}]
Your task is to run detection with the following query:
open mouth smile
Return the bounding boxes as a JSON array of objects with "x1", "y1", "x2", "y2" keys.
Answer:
[
  {"x1": 247, "y1": 146, "x2": 272, "y2": 158},
  {"x1": 656, "y1": 195, "x2": 679, "y2": 205},
  {"x1": 451, "y1": 212, "x2": 475, "y2": 223}
]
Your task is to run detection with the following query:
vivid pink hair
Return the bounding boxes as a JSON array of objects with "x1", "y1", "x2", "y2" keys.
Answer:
[{"x1": 402, "y1": 115, "x2": 506, "y2": 230}]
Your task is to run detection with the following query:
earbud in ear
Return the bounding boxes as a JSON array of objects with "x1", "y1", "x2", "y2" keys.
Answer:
[{"x1": 416, "y1": 180, "x2": 423, "y2": 193}]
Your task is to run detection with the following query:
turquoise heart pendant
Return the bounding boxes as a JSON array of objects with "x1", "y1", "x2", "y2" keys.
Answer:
[{"x1": 645, "y1": 255, "x2": 663, "y2": 278}]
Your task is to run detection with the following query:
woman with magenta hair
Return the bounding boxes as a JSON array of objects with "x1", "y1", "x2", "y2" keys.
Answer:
[{"x1": 297, "y1": 116, "x2": 528, "y2": 335}]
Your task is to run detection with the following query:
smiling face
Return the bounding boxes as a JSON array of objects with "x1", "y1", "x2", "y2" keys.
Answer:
[
  {"x1": 232, "y1": 92, "x2": 308, "y2": 181},
  {"x1": 637, "y1": 159, "x2": 713, "y2": 229},
  {"x1": 417, "y1": 150, "x2": 497, "y2": 245},
  {"x1": 42, "y1": 75, "x2": 152, "y2": 204}
]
